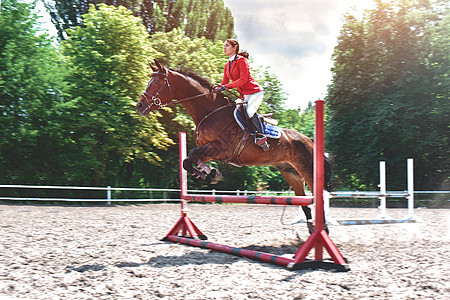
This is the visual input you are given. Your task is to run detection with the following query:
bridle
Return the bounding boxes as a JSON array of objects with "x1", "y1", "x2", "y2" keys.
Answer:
[
  {"x1": 139, "y1": 70, "x2": 173, "y2": 112},
  {"x1": 140, "y1": 68, "x2": 225, "y2": 112}
]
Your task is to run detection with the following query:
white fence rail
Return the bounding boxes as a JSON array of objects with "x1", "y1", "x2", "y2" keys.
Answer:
[
  {"x1": 0, "y1": 184, "x2": 448, "y2": 205},
  {"x1": 0, "y1": 185, "x2": 181, "y2": 204},
  {"x1": 0, "y1": 185, "x2": 296, "y2": 204}
]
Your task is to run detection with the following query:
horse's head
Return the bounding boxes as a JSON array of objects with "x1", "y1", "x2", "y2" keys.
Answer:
[{"x1": 137, "y1": 59, "x2": 173, "y2": 116}]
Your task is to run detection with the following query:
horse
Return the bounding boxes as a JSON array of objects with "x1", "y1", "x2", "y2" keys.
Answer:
[{"x1": 137, "y1": 60, "x2": 331, "y2": 232}]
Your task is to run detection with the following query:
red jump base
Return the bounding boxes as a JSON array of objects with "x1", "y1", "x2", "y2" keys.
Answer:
[{"x1": 164, "y1": 100, "x2": 350, "y2": 272}]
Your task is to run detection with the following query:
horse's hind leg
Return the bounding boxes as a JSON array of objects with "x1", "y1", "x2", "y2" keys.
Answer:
[
  {"x1": 287, "y1": 161, "x2": 330, "y2": 234},
  {"x1": 183, "y1": 143, "x2": 223, "y2": 184},
  {"x1": 275, "y1": 163, "x2": 313, "y2": 223}
]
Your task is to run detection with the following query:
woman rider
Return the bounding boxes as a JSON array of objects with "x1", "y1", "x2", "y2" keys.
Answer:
[{"x1": 215, "y1": 39, "x2": 269, "y2": 151}]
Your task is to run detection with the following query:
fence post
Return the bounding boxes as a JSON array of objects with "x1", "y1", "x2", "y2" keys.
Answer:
[
  {"x1": 407, "y1": 158, "x2": 415, "y2": 219},
  {"x1": 377, "y1": 161, "x2": 389, "y2": 219},
  {"x1": 107, "y1": 186, "x2": 111, "y2": 205}
]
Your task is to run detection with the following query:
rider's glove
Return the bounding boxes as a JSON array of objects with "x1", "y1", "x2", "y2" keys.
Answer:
[{"x1": 214, "y1": 85, "x2": 226, "y2": 93}]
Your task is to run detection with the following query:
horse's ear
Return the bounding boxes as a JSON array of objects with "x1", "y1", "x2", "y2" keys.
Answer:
[
  {"x1": 154, "y1": 59, "x2": 164, "y2": 71},
  {"x1": 149, "y1": 62, "x2": 158, "y2": 72}
]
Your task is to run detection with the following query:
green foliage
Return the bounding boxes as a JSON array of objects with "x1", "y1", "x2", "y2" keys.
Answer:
[
  {"x1": 256, "y1": 67, "x2": 288, "y2": 121},
  {"x1": 44, "y1": 0, "x2": 234, "y2": 41},
  {"x1": 297, "y1": 102, "x2": 316, "y2": 139},
  {"x1": 60, "y1": 4, "x2": 172, "y2": 186},
  {"x1": 0, "y1": 0, "x2": 67, "y2": 184},
  {"x1": 148, "y1": 28, "x2": 226, "y2": 82},
  {"x1": 327, "y1": 0, "x2": 449, "y2": 190}
]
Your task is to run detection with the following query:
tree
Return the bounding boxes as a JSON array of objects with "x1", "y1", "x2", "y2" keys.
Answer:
[
  {"x1": 148, "y1": 28, "x2": 226, "y2": 82},
  {"x1": 327, "y1": 0, "x2": 449, "y2": 190},
  {"x1": 0, "y1": 0, "x2": 67, "y2": 185},
  {"x1": 61, "y1": 4, "x2": 172, "y2": 186},
  {"x1": 44, "y1": 0, "x2": 234, "y2": 41}
]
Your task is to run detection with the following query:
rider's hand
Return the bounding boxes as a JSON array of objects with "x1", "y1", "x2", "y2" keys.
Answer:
[{"x1": 214, "y1": 85, "x2": 226, "y2": 93}]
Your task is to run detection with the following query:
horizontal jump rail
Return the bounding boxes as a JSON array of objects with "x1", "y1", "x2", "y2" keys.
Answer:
[
  {"x1": 183, "y1": 194, "x2": 313, "y2": 206},
  {"x1": 165, "y1": 235, "x2": 293, "y2": 268},
  {"x1": 329, "y1": 192, "x2": 409, "y2": 198},
  {"x1": 337, "y1": 219, "x2": 415, "y2": 226},
  {"x1": 165, "y1": 235, "x2": 348, "y2": 271}
]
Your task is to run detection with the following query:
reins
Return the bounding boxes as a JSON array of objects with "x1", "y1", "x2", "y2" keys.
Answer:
[
  {"x1": 166, "y1": 91, "x2": 217, "y2": 107},
  {"x1": 170, "y1": 85, "x2": 241, "y2": 107},
  {"x1": 141, "y1": 69, "x2": 239, "y2": 110}
]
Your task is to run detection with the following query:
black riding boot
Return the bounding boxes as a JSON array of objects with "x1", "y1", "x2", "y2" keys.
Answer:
[{"x1": 249, "y1": 114, "x2": 269, "y2": 151}]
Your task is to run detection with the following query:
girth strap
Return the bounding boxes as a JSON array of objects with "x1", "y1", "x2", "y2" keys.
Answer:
[{"x1": 223, "y1": 131, "x2": 251, "y2": 167}]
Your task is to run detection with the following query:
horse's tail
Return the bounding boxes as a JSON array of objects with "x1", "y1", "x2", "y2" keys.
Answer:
[{"x1": 324, "y1": 155, "x2": 333, "y2": 192}]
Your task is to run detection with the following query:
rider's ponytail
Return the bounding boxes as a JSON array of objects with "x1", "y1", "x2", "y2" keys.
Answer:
[
  {"x1": 226, "y1": 39, "x2": 249, "y2": 59},
  {"x1": 238, "y1": 50, "x2": 249, "y2": 59}
]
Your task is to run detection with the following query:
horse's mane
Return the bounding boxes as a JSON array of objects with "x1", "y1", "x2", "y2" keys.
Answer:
[
  {"x1": 173, "y1": 67, "x2": 214, "y2": 91},
  {"x1": 171, "y1": 67, "x2": 231, "y2": 106}
]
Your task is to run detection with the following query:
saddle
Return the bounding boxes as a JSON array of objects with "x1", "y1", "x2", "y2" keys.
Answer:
[
  {"x1": 224, "y1": 103, "x2": 281, "y2": 167},
  {"x1": 233, "y1": 106, "x2": 281, "y2": 139}
]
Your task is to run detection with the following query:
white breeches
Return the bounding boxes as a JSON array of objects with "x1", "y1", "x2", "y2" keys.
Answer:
[{"x1": 243, "y1": 90, "x2": 264, "y2": 118}]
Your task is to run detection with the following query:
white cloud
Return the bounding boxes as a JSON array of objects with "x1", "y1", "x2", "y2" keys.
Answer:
[{"x1": 223, "y1": 0, "x2": 376, "y2": 109}]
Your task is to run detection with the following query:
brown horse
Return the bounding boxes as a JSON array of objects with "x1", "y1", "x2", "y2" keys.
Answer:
[{"x1": 137, "y1": 60, "x2": 331, "y2": 227}]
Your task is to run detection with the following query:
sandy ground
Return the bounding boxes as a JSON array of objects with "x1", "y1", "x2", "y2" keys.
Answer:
[{"x1": 0, "y1": 203, "x2": 449, "y2": 300}]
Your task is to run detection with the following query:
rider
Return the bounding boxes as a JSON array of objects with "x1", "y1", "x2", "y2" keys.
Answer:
[{"x1": 215, "y1": 39, "x2": 269, "y2": 151}]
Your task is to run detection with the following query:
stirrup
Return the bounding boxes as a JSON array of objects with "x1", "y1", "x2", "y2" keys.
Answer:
[{"x1": 255, "y1": 134, "x2": 269, "y2": 151}]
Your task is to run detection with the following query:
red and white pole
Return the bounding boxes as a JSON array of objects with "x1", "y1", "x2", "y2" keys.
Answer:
[
  {"x1": 179, "y1": 132, "x2": 188, "y2": 199},
  {"x1": 314, "y1": 100, "x2": 325, "y2": 231},
  {"x1": 314, "y1": 100, "x2": 325, "y2": 260}
]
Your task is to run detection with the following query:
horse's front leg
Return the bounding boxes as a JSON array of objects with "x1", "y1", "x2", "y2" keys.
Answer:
[{"x1": 182, "y1": 143, "x2": 223, "y2": 184}]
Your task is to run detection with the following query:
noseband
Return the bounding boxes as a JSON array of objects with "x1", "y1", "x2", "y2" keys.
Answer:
[{"x1": 140, "y1": 71, "x2": 173, "y2": 111}]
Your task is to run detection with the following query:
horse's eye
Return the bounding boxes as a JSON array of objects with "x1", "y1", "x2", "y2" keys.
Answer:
[{"x1": 152, "y1": 77, "x2": 162, "y2": 84}]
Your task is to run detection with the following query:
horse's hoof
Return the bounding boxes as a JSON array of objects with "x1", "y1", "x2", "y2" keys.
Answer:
[
  {"x1": 195, "y1": 171, "x2": 208, "y2": 180},
  {"x1": 307, "y1": 221, "x2": 315, "y2": 234},
  {"x1": 306, "y1": 221, "x2": 330, "y2": 234},
  {"x1": 209, "y1": 169, "x2": 223, "y2": 184}
]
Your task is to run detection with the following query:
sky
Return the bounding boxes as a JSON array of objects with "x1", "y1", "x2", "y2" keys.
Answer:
[
  {"x1": 223, "y1": 0, "x2": 376, "y2": 109},
  {"x1": 33, "y1": 0, "x2": 376, "y2": 110}
]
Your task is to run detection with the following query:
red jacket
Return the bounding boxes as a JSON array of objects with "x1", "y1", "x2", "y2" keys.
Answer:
[{"x1": 221, "y1": 55, "x2": 262, "y2": 95}]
